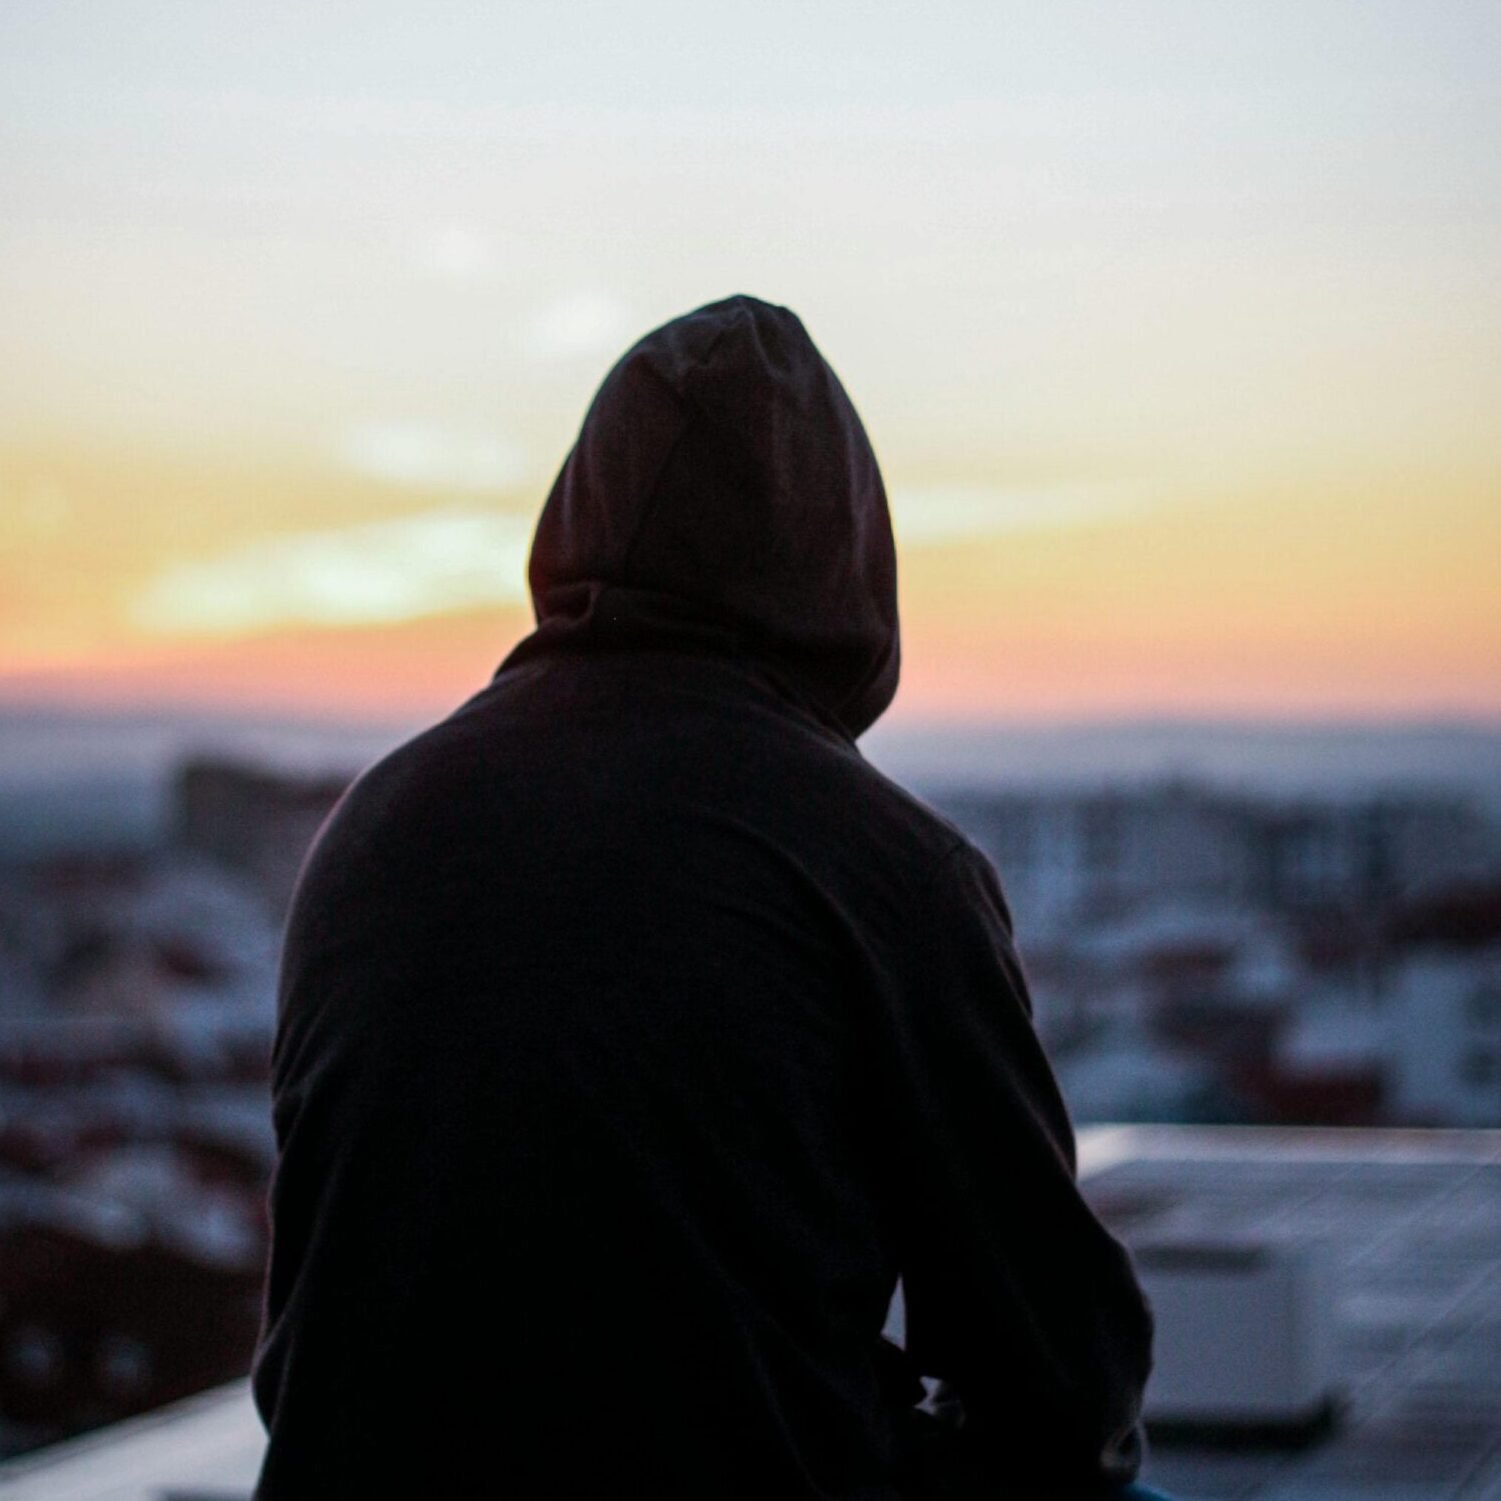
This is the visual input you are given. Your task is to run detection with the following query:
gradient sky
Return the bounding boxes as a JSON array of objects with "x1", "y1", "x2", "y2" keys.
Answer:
[{"x1": 2, "y1": 1, "x2": 1498, "y2": 723}]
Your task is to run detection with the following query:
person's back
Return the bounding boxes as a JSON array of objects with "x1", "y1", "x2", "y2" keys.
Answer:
[{"x1": 252, "y1": 296, "x2": 1154, "y2": 1499}]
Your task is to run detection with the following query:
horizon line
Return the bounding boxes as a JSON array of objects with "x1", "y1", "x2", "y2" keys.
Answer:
[{"x1": 2, "y1": 695, "x2": 1501, "y2": 735}]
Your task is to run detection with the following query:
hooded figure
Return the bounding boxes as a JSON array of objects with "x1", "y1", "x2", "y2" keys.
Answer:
[{"x1": 252, "y1": 296, "x2": 1153, "y2": 1499}]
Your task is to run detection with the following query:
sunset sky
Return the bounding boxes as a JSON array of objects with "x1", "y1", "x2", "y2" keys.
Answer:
[{"x1": 2, "y1": 1, "x2": 1498, "y2": 724}]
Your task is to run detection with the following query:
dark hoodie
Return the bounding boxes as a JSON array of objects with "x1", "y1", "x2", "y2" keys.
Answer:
[{"x1": 252, "y1": 296, "x2": 1151, "y2": 1499}]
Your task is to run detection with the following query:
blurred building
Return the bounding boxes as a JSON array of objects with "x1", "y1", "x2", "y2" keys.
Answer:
[
  {"x1": 0, "y1": 844, "x2": 278, "y2": 1455},
  {"x1": 934, "y1": 782, "x2": 1497, "y2": 927},
  {"x1": 1390, "y1": 950, "x2": 1501, "y2": 1126},
  {"x1": 171, "y1": 758, "x2": 349, "y2": 917}
]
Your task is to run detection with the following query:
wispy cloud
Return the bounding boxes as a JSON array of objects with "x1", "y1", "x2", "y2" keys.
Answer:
[
  {"x1": 415, "y1": 227, "x2": 492, "y2": 279},
  {"x1": 130, "y1": 481, "x2": 1150, "y2": 637},
  {"x1": 338, "y1": 424, "x2": 530, "y2": 493},
  {"x1": 523, "y1": 291, "x2": 635, "y2": 362},
  {"x1": 889, "y1": 483, "x2": 1147, "y2": 545},
  {"x1": 132, "y1": 510, "x2": 534, "y2": 636}
]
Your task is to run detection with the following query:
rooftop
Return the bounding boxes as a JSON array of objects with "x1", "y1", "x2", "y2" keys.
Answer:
[
  {"x1": 1, "y1": 1125, "x2": 1497, "y2": 1500},
  {"x1": 1082, "y1": 1127, "x2": 1501, "y2": 1500}
]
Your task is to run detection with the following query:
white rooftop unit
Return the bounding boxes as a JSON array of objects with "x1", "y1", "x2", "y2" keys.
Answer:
[{"x1": 1135, "y1": 1237, "x2": 1337, "y2": 1434}]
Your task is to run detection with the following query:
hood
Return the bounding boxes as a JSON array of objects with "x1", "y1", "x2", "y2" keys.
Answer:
[{"x1": 501, "y1": 295, "x2": 899, "y2": 739}]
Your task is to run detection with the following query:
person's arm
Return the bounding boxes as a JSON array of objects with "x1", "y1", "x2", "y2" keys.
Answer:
[{"x1": 880, "y1": 840, "x2": 1153, "y2": 1491}]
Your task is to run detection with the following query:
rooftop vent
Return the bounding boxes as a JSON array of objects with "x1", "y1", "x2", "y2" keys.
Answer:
[{"x1": 1135, "y1": 1237, "x2": 1338, "y2": 1444}]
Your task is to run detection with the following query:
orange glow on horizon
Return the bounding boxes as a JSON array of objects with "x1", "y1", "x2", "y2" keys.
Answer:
[{"x1": 3, "y1": 439, "x2": 1499, "y2": 725}]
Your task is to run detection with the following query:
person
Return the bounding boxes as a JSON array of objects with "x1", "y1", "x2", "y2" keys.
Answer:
[{"x1": 252, "y1": 295, "x2": 1160, "y2": 1499}]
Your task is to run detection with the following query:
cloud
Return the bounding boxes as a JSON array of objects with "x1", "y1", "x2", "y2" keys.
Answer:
[
  {"x1": 338, "y1": 424, "x2": 530, "y2": 492},
  {"x1": 888, "y1": 483, "x2": 1147, "y2": 545},
  {"x1": 130, "y1": 481, "x2": 1150, "y2": 637},
  {"x1": 523, "y1": 291, "x2": 635, "y2": 362},
  {"x1": 132, "y1": 509, "x2": 535, "y2": 636},
  {"x1": 416, "y1": 227, "x2": 491, "y2": 279}
]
